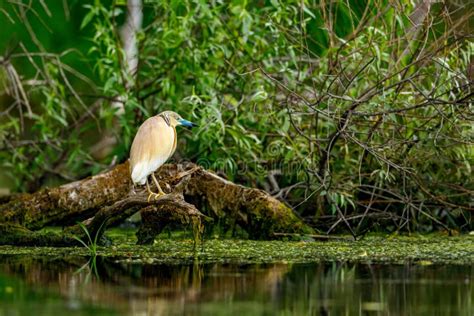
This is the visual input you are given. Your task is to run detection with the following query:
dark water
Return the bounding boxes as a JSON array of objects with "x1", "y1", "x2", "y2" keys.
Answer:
[{"x1": 0, "y1": 255, "x2": 472, "y2": 316}]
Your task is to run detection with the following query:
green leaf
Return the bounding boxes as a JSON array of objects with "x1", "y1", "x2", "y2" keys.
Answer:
[{"x1": 80, "y1": 8, "x2": 96, "y2": 30}]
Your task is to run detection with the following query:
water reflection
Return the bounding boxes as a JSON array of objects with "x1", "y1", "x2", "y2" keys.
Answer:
[{"x1": 0, "y1": 255, "x2": 472, "y2": 315}]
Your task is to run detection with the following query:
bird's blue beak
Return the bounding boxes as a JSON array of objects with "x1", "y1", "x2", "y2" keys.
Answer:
[{"x1": 178, "y1": 119, "x2": 198, "y2": 128}]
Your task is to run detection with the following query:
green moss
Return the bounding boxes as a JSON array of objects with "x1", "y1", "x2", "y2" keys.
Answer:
[{"x1": 0, "y1": 230, "x2": 473, "y2": 265}]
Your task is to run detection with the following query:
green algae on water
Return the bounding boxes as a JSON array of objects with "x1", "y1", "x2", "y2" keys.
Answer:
[{"x1": 0, "y1": 230, "x2": 473, "y2": 265}]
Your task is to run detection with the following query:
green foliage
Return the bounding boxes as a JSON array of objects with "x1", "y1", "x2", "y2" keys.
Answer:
[{"x1": 0, "y1": 0, "x2": 472, "y2": 233}]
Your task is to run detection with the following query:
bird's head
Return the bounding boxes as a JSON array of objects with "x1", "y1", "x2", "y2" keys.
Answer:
[{"x1": 159, "y1": 111, "x2": 197, "y2": 128}]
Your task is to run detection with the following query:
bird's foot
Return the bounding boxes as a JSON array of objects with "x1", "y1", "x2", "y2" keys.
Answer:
[{"x1": 147, "y1": 191, "x2": 166, "y2": 202}]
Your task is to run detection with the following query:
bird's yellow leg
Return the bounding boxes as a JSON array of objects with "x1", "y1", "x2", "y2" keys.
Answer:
[
  {"x1": 146, "y1": 178, "x2": 161, "y2": 202},
  {"x1": 151, "y1": 173, "x2": 166, "y2": 196}
]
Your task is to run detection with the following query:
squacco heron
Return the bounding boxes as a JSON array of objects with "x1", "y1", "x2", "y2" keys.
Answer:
[{"x1": 129, "y1": 111, "x2": 196, "y2": 201}]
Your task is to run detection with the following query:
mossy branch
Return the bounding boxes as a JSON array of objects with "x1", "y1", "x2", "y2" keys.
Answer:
[{"x1": 0, "y1": 162, "x2": 313, "y2": 246}]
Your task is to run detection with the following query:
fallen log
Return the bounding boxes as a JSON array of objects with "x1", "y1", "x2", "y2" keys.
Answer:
[{"x1": 0, "y1": 162, "x2": 312, "y2": 246}]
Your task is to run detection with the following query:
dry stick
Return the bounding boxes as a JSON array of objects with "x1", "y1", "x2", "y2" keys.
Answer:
[
  {"x1": 325, "y1": 194, "x2": 357, "y2": 240},
  {"x1": 355, "y1": 184, "x2": 377, "y2": 234},
  {"x1": 317, "y1": 32, "x2": 468, "y2": 179},
  {"x1": 317, "y1": 40, "x2": 468, "y2": 231},
  {"x1": 260, "y1": 26, "x2": 465, "y2": 227},
  {"x1": 352, "y1": 95, "x2": 473, "y2": 117},
  {"x1": 414, "y1": 176, "x2": 474, "y2": 212}
]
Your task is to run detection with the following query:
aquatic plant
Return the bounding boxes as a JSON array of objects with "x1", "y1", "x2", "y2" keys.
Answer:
[{"x1": 72, "y1": 221, "x2": 106, "y2": 257}]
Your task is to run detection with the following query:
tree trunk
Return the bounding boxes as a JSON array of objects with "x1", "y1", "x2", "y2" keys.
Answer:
[{"x1": 0, "y1": 162, "x2": 312, "y2": 246}]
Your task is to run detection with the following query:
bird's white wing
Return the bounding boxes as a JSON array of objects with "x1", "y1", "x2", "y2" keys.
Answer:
[{"x1": 130, "y1": 116, "x2": 176, "y2": 185}]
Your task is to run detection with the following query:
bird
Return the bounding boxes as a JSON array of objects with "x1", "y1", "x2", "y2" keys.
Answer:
[{"x1": 129, "y1": 110, "x2": 197, "y2": 201}]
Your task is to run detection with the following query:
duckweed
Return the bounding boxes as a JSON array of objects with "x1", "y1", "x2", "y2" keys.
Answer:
[{"x1": 0, "y1": 229, "x2": 472, "y2": 265}]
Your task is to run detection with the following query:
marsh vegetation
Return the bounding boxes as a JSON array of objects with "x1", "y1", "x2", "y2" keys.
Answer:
[
  {"x1": 0, "y1": 1, "x2": 472, "y2": 314},
  {"x1": 0, "y1": 0, "x2": 472, "y2": 235}
]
